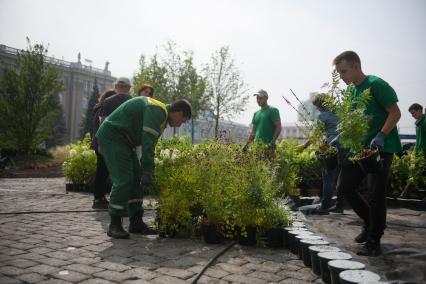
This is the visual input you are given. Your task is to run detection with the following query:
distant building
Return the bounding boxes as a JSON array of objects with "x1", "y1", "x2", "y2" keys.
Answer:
[
  {"x1": 281, "y1": 122, "x2": 306, "y2": 141},
  {"x1": 0, "y1": 44, "x2": 115, "y2": 142},
  {"x1": 162, "y1": 110, "x2": 250, "y2": 143}
]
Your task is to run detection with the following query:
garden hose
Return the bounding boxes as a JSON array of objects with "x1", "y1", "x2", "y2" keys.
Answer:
[{"x1": 190, "y1": 240, "x2": 237, "y2": 284}]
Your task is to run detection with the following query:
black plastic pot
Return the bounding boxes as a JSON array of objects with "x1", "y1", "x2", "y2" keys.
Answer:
[
  {"x1": 65, "y1": 183, "x2": 91, "y2": 192},
  {"x1": 287, "y1": 230, "x2": 313, "y2": 254},
  {"x1": 328, "y1": 260, "x2": 365, "y2": 284},
  {"x1": 309, "y1": 245, "x2": 341, "y2": 275},
  {"x1": 201, "y1": 223, "x2": 225, "y2": 244},
  {"x1": 236, "y1": 226, "x2": 257, "y2": 246},
  {"x1": 283, "y1": 225, "x2": 306, "y2": 249},
  {"x1": 339, "y1": 270, "x2": 381, "y2": 284},
  {"x1": 318, "y1": 251, "x2": 352, "y2": 284},
  {"x1": 295, "y1": 235, "x2": 323, "y2": 259},
  {"x1": 265, "y1": 227, "x2": 284, "y2": 248},
  {"x1": 300, "y1": 239, "x2": 329, "y2": 267},
  {"x1": 317, "y1": 152, "x2": 338, "y2": 170},
  {"x1": 356, "y1": 150, "x2": 383, "y2": 174}
]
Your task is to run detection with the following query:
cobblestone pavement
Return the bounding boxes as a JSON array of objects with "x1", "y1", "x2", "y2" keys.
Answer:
[{"x1": 0, "y1": 178, "x2": 322, "y2": 284}]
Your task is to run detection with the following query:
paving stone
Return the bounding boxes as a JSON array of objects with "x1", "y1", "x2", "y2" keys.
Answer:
[
  {"x1": 6, "y1": 259, "x2": 38, "y2": 268},
  {"x1": 242, "y1": 262, "x2": 283, "y2": 273},
  {"x1": 29, "y1": 264, "x2": 61, "y2": 275},
  {"x1": 50, "y1": 270, "x2": 90, "y2": 282},
  {"x1": 8, "y1": 242, "x2": 33, "y2": 250},
  {"x1": 2, "y1": 248, "x2": 27, "y2": 256},
  {"x1": 223, "y1": 274, "x2": 267, "y2": 284},
  {"x1": 46, "y1": 251, "x2": 79, "y2": 260},
  {"x1": 79, "y1": 279, "x2": 117, "y2": 284},
  {"x1": 225, "y1": 257, "x2": 249, "y2": 266},
  {"x1": 155, "y1": 267, "x2": 195, "y2": 279},
  {"x1": 187, "y1": 274, "x2": 230, "y2": 284},
  {"x1": 64, "y1": 263, "x2": 104, "y2": 275},
  {"x1": 0, "y1": 275, "x2": 24, "y2": 284},
  {"x1": 247, "y1": 271, "x2": 284, "y2": 282},
  {"x1": 279, "y1": 279, "x2": 313, "y2": 284},
  {"x1": 29, "y1": 247, "x2": 54, "y2": 254},
  {"x1": 214, "y1": 263, "x2": 252, "y2": 275},
  {"x1": 17, "y1": 272, "x2": 48, "y2": 283},
  {"x1": 36, "y1": 257, "x2": 72, "y2": 267},
  {"x1": 19, "y1": 252, "x2": 48, "y2": 261},
  {"x1": 126, "y1": 267, "x2": 161, "y2": 280},
  {"x1": 151, "y1": 275, "x2": 188, "y2": 284},
  {"x1": 0, "y1": 265, "x2": 27, "y2": 276},
  {"x1": 93, "y1": 270, "x2": 133, "y2": 282},
  {"x1": 188, "y1": 265, "x2": 230, "y2": 279},
  {"x1": 102, "y1": 255, "x2": 133, "y2": 264},
  {"x1": 276, "y1": 269, "x2": 318, "y2": 282},
  {"x1": 70, "y1": 256, "x2": 101, "y2": 265},
  {"x1": 95, "y1": 261, "x2": 131, "y2": 272}
]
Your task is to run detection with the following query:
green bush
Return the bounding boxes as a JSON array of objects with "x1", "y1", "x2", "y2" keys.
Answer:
[{"x1": 62, "y1": 134, "x2": 96, "y2": 184}]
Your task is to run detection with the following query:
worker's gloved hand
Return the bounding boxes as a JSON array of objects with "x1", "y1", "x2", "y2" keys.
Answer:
[
  {"x1": 328, "y1": 134, "x2": 340, "y2": 147},
  {"x1": 140, "y1": 171, "x2": 153, "y2": 188},
  {"x1": 269, "y1": 142, "x2": 276, "y2": 150},
  {"x1": 370, "y1": 131, "x2": 385, "y2": 150},
  {"x1": 242, "y1": 144, "x2": 249, "y2": 153}
]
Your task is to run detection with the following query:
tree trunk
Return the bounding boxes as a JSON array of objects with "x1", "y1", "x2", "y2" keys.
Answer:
[{"x1": 191, "y1": 117, "x2": 195, "y2": 144}]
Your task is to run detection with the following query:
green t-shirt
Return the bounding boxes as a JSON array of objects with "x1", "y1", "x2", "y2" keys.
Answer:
[
  {"x1": 97, "y1": 96, "x2": 168, "y2": 173},
  {"x1": 351, "y1": 75, "x2": 402, "y2": 153},
  {"x1": 415, "y1": 114, "x2": 426, "y2": 157},
  {"x1": 251, "y1": 106, "x2": 281, "y2": 144}
]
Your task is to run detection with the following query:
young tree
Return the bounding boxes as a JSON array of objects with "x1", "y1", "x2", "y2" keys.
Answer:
[
  {"x1": 204, "y1": 46, "x2": 249, "y2": 138},
  {"x1": 80, "y1": 78, "x2": 99, "y2": 138},
  {"x1": 133, "y1": 41, "x2": 206, "y2": 140},
  {"x1": 0, "y1": 41, "x2": 63, "y2": 154}
]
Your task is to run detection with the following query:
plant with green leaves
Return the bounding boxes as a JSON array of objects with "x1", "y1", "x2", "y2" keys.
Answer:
[{"x1": 62, "y1": 134, "x2": 96, "y2": 184}]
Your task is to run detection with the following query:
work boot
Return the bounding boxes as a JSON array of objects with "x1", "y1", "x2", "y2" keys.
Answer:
[
  {"x1": 107, "y1": 216, "x2": 130, "y2": 239},
  {"x1": 354, "y1": 227, "x2": 369, "y2": 243},
  {"x1": 129, "y1": 213, "x2": 157, "y2": 235},
  {"x1": 92, "y1": 196, "x2": 109, "y2": 209},
  {"x1": 357, "y1": 239, "x2": 382, "y2": 257},
  {"x1": 312, "y1": 205, "x2": 330, "y2": 215}
]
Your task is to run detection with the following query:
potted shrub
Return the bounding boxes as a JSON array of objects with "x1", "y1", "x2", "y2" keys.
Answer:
[
  {"x1": 258, "y1": 203, "x2": 292, "y2": 248},
  {"x1": 63, "y1": 134, "x2": 96, "y2": 192}
]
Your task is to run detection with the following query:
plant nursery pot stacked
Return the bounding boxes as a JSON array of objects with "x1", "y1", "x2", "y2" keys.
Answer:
[
  {"x1": 287, "y1": 230, "x2": 314, "y2": 254},
  {"x1": 300, "y1": 239, "x2": 330, "y2": 267},
  {"x1": 328, "y1": 260, "x2": 365, "y2": 284},
  {"x1": 283, "y1": 226, "x2": 307, "y2": 248},
  {"x1": 318, "y1": 251, "x2": 352, "y2": 284},
  {"x1": 339, "y1": 270, "x2": 382, "y2": 284},
  {"x1": 201, "y1": 223, "x2": 224, "y2": 244},
  {"x1": 294, "y1": 235, "x2": 323, "y2": 259},
  {"x1": 309, "y1": 245, "x2": 341, "y2": 276}
]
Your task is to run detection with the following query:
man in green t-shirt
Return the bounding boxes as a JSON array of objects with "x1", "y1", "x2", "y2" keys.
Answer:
[
  {"x1": 408, "y1": 103, "x2": 426, "y2": 157},
  {"x1": 333, "y1": 51, "x2": 402, "y2": 256},
  {"x1": 96, "y1": 97, "x2": 192, "y2": 239},
  {"x1": 243, "y1": 89, "x2": 282, "y2": 151}
]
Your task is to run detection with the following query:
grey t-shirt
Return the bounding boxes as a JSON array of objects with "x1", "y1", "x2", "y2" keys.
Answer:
[{"x1": 318, "y1": 111, "x2": 339, "y2": 143}]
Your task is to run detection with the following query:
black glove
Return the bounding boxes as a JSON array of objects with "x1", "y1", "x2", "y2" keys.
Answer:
[
  {"x1": 269, "y1": 142, "x2": 276, "y2": 150},
  {"x1": 370, "y1": 131, "x2": 385, "y2": 150},
  {"x1": 140, "y1": 171, "x2": 153, "y2": 188}
]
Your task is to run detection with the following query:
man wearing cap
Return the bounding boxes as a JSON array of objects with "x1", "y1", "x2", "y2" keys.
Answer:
[
  {"x1": 96, "y1": 96, "x2": 192, "y2": 239},
  {"x1": 101, "y1": 77, "x2": 133, "y2": 122},
  {"x1": 243, "y1": 89, "x2": 282, "y2": 152}
]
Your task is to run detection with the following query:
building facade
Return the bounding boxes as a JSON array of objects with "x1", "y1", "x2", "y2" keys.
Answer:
[{"x1": 0, "y1": 44, "x2": 115, "y2": 142}]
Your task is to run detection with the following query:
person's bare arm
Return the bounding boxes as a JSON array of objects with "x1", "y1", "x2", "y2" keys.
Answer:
[
  {"x1": 381, "y1": 104, "x2": 401, "y2": 135},
  {"x1": 272, "y1": 120, "x2": 282, "y2": 143}
]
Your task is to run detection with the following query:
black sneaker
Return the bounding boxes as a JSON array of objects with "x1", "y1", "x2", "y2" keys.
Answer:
[
  {"x1": 355, "y1": 228, "x2": 368, "y2": 243},
  {"x1": 357, "y1": 240, "x2": 382, "y2": 257},
  {"x1": 107, "y1": 216, "x2": 130, "y2": 239},
  {"x1": 92, "y1": 197, "x2": 109, "y2": 209}
]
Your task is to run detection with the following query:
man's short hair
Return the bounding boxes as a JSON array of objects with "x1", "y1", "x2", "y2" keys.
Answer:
[
  {"x1": 333, "y1": 51, "x2": 361, "y2": 66},
  {"x1": 408, "y1": 103, "x2": 423, "y2": 112},
  {"x1": 170, "y1": 99, "x2": 192, "y2": 119},
  {"x1": 114, "y1": 77, "x2": 131, "y2": 88},
  {"x1": 312, "y1": 93, "x2": 327, "y2": 107}
]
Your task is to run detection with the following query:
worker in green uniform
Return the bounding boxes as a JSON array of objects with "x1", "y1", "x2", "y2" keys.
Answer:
[
  {"x1": 332, "y1": 51, "x2": 402, "y2": 256},
  {"x1": 243, "y1": 89, "x2": 282, "y2": 151},
  {"x1": 408, "y1": 103, "x2": 426, "y2": 157},
  {"x1": 96, "y1": 97, "x2": 192, "y2": 239}
]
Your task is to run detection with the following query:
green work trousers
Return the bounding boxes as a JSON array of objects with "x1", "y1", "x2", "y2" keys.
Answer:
[{"x1": 97, "y1": 127, "x2": 143, "y2": 218}]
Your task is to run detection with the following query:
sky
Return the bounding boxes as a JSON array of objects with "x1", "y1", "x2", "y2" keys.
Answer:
[{"x1": 1, "y1": 0, "x2": 425, "y2": 134}]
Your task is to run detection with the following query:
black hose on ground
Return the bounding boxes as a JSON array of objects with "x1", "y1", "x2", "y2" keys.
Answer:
[{"x1": 190, "y1": 241, "x2": 237, "y2": 284}]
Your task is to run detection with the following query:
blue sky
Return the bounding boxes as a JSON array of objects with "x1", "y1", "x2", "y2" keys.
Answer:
[{"x1": 1, "y1": 0, "x2": 425, "y2": 134}]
